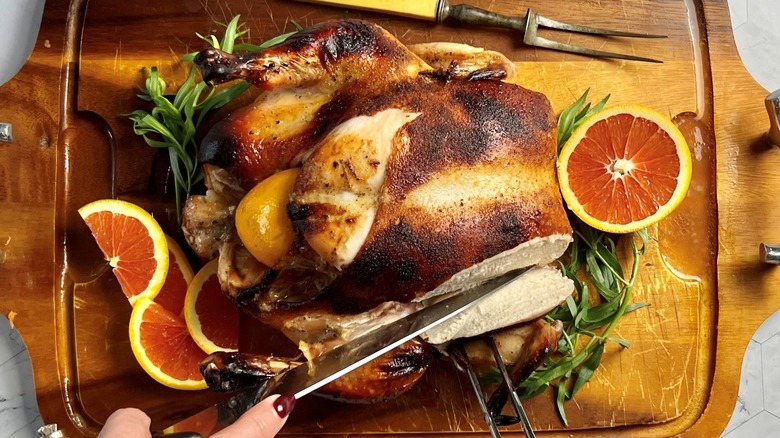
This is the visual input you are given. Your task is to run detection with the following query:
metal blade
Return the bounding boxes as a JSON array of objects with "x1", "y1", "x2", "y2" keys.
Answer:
[
  {"x1": 277, "y1": 265, "x2": 532, "y2": 398},
  {"x1": 163, "y1": 266, "x2": 531, "y2": 435}
]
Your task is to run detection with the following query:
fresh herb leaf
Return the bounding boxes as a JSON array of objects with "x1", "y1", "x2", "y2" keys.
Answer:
[
  {"x1": 556, "y1": 377, "x2": 570, "y2": 426},
  {"x1": 478, "y1": 367, "x2": 504, "y2": 386},
  {"x1": 624, "y1": 302, "x2": 651, "y2": 314},
  {"x1": 130, "y1": 16, "x2": 297, "y2": 223},
  {"x1": 571, "y1": 342, "x2": 604, "y2": 397},
  {"x1": 607, "y1": 337, "x2": 631, "y2": 348},
  {"x1": 556, "y1": 89, "x2": 611, "y2": 151},
  {"x1": 556, "y1": 89, "x2": 589, "y2": 148},
  {"x1": 564, "y1": 295, "x2": 578, "y2": 319}
]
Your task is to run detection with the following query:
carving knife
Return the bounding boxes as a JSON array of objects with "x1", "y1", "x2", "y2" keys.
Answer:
[
  {"x1": 293, "y1": 0, "x2": 444, "y2": 21},
  {"x1": 161, "y1": 266, "x2": 532, "y2": 436}
]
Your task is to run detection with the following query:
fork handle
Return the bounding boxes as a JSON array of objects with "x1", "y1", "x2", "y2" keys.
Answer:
[
  {"x1": 292, "y1": 0, "x2": 442, "y2": 21},
  {"x1": 440, "y1": 3, "x2": 526, "y2": 30}
]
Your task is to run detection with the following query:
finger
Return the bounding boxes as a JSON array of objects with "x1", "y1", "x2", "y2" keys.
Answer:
[
  {"x1": 98, "y1": 407, "x2": 152, "y2": 438},
  {"x1": 212, "y1": 394, "x2": 296, "y2": 438}
]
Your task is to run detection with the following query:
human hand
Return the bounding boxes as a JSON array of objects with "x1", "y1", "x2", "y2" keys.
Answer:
[{"x1": 98, "y1": 394, "x2": 296, "y2": 438}]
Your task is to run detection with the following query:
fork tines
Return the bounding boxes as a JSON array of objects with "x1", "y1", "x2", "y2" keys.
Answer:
[
  {"x1": 451, "y1": 338, "x2": 536, "y2": 438},
  {"x1": 523, "y1": 8, "x2": 666, "y2": 63}
]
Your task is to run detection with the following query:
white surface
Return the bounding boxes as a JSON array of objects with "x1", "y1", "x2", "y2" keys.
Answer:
[
  {"x1": 724, "y1": 411, "x2": 780, "y2": 438},
  {"x1": 0, "y1": 0, "x2": 45, "y2": 87},
  {"x1": 722, "y1": 339, "x2": 766, "y2": 435},
  {"x1": 1, "y1": 1, "x2": 780, "y2": 436},
  {"x1": 729, "y1": 0, "x2": 780, "y2": 92},
  {"x1": 723, "y1": 311, "x2": 780, "y2": 437},
  {"x1": 0, "y1": 316, "x2": 43, "y2": 438}
]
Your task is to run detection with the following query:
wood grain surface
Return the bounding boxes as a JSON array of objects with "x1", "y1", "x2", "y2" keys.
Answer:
[{"x1": 0, "y1": 0, "x2": 772, "y2": 436}]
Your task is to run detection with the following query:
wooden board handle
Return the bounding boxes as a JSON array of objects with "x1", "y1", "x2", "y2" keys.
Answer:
[{"x1": 293, "y1": 0, "x2": 441, "y2": 21}]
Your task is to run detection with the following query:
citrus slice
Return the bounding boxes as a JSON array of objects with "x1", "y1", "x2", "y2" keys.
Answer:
[
  {"x1": 557, "y1": 106, "x2": 692, "y2": 233},
  {"x1": 184, "y1": 259, "x2": 240, "y2": 354},
  {"x1": 79, "y1": 199, "x2": 169, "y2": 305},
  {"x1": 154, "y1": 235, "x2": 195, "y2": 316},
  {"x1": 129, "y1": 297, "x2": 208, "y2": 390}
]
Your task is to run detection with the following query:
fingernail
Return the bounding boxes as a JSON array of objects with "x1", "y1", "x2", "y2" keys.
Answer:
[{"x1": 273, "y1": 394, "x2": 296, "y2": 418}]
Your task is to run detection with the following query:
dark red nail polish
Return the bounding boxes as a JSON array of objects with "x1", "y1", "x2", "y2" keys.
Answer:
[{"x1": 273, "y1": 394, "x2": 296, "y2": 418}]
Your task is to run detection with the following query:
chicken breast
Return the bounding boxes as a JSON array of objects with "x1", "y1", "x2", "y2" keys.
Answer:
[
  {"x1": 292, "y1": 108, "x2": 422, "y2": 268},
  {"x1": 423, "y1": 265, "x2": 573, "y2": 344}
]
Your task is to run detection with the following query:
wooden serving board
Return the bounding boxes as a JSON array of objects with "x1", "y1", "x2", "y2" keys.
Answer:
[{"x1": 0, "y1": 0, "x2": 773, "y2": 436}]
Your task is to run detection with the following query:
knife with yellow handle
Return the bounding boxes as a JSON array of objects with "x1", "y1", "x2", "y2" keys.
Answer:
[
  {"x1": 294, "y1": 0, "x2": 444, "y2": 21},
  {"x1": 293, "y1": 0, "x2": 529, "y2": 31}
]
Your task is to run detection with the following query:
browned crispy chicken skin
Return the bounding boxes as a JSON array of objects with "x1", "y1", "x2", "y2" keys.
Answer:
[
  {"x1": 184, "y1": 19, "x2": 571, "y2": 401},
  {"x1": 292, "y1": 79, "x2": 565, "y2": 312}
]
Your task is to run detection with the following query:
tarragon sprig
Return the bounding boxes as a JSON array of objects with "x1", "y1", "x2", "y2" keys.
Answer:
[
  {"x1": 519, "y1": 222, "x2": 648, "y2": 425},
  {"x1": 556, "y1": 89, "x2": 610, "y2": 152},
  {"x1": 484, "y1": 90, "x2": 649, "y2": 425},
  {"x1": 128, "y1": 16, "x2": 297, "y2": 223}
]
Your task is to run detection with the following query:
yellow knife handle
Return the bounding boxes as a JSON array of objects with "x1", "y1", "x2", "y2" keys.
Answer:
[{"x1": 294, "y1": 0, "x2": 442, "y2": 21}]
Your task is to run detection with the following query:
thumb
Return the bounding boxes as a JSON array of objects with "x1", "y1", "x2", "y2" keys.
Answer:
[
  {"x1": 98, "y1": 407, "x2": 152, "y2": 438},
  {"x1": 212, "y1": 394, "x2": 296, "y2": 438}
]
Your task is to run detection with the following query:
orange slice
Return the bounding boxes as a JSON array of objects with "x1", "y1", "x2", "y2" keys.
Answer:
[
  {"x1": 235, "y1": 167, "x2": 301, "y2": 267},
  {"x1": 154, "y1": 235, "x2": 195, "y2": 316},
  {"x1": 129, "y1": 297, "x2": 208, "y2": 390},
  {"x1": 184, "y1": 259, "x2": 240, "y2": 354},
  {"x1": 79, "y1": 199, "x2": 169, "y2": 305},
  {"x1": 557, "y1": 106, "x2": 692, "y2": 233}
]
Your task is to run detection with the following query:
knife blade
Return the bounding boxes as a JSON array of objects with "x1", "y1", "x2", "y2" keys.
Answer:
[{"x1": 163, "y1": 266, "x2": 531, "y2": 436}]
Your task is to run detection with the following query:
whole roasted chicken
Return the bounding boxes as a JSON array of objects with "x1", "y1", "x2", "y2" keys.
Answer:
[{"x1": 183, "y1": 19, "x2": 573, "y2": 401}]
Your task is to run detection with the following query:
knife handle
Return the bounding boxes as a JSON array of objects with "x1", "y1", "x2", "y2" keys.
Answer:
[{"x1": 293, "y1": 0, "x2": 442, "y2": 21}]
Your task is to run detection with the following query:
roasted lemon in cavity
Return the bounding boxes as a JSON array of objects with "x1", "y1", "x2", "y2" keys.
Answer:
[{"x1": 235, "y1": 168, "x2": 301, "y2": 267}]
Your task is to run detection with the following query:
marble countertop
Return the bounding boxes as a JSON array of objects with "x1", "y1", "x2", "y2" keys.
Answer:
[
  {"x1": 0, "y1": 316, "x2": 43, "y2": 436},
  {"x1": 1, "y1": 1, "x2": 779, "y2": 437}
]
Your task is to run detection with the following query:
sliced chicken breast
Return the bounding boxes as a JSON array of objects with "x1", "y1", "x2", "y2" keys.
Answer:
[{"x1": 423, "y1": 265, "x2": 573, "y2": 344}]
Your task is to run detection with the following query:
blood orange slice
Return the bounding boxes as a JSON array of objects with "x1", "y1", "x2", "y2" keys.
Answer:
[
  {"x1": 78, "y1": 199, "x2": 169, "y2": 305},
  {"x1": 557, "y1": 106, "x2": 692, "y2": 233},
  {"x1": 129, "y1": 297, "x2": 208, "y2": 390},
  {"x1": 184, "y1": 259, "x2": 240, "y2": 354},
  {"x1": 154, "y1": 235, "x2": 195, "y2": 316}
]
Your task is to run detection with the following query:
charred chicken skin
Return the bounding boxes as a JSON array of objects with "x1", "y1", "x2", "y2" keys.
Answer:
[{"x1": 184, "y1": 19, "x2": 573, "y2": 401}]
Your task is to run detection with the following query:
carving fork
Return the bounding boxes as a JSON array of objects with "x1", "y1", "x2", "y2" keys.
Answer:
[
  {"x1": 451, "y1": 338, "x2": 536, "y2": 437},
  {"x1": 293, "y1": 0, "x2": 666, "y2": 63}
]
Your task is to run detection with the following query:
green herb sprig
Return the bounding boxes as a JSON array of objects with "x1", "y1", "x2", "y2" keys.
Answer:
[
  {"x1": 556, "y1": 89, "x2": 610, "y2": 152},
  {"x1": 129, "y1": 16, "x2": 297, "y2": 222},
  {"x1": 519, "y1": 221, "x2": 648, "y2": 425},
  {"x1": 487, "y1": 91, "x2": 649, "y2": 425}
]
